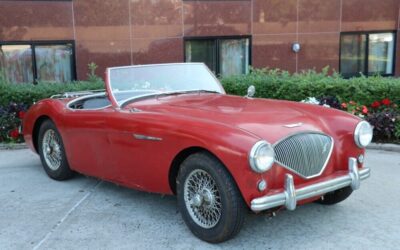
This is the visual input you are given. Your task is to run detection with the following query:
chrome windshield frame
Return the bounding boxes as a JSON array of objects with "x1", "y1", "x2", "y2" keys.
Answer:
[{"x1": 106, "y1": 63, "x2": 225, "y2": 108}]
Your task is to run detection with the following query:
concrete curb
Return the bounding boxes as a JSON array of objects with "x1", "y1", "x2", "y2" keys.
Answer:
[
  {"x1": 0, "y1": 143, "x2": 28, "y2": 150},
  {"x1": 367, "y1": 143, "x2": 400, "y2": 153}
]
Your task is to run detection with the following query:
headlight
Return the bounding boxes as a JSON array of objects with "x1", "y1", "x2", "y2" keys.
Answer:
[
  {"x1": 249, "y1": 141, "x2": 275, "y2": 173},
  {"x1": 354, "y1": 121, "x2": 373, "y2": 148}
]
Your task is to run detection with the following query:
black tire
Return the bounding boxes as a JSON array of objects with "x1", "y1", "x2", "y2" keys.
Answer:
[
  {"x1": 176, "y1": 152, "x2": 246, "y2": 243},
  {"x1": 315, "y1": 186, "x2": 353, "y2": 205},
  {"x1": 37, "y1": 120, "x2": 74, "y2": 180}
]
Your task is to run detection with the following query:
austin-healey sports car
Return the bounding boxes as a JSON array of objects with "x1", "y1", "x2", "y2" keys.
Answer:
[{"x1": 23, "y1": 63, "x2": 372, "y2": 243}]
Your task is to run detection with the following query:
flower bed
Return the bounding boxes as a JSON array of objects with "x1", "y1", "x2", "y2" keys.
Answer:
[
  {"x1": 222, "y1": 67, "x2": 400, "y2": 143},
  {"x1": 1, "y1": 67, "x2": 399, "y2": 144},
  {"x1": 0, "y1": 103, "x2": 27, "y2": 143},
  {"x1": 0, "y1": 80, "x2": 103, "y2": 143},
  {"x1": 302, "y1": 96, "x2": 400, "y2": 143}
]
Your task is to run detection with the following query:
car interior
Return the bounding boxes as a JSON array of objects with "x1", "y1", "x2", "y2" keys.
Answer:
[
  {"x1": 68, "y1": 94, "x2": 111, "y2": 110},
  {"x1": 67, "y1": 90, "x2": 161, "y2": 110}
]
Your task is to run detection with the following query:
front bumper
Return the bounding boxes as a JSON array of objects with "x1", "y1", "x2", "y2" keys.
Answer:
[{"x1": 251, "y1": 158, "x2": 370, "y2": 212}]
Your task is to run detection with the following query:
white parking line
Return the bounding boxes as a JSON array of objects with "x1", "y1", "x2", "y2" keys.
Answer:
[{"x1": 32, "y1": 181, "x2": 103, "y2": 250}]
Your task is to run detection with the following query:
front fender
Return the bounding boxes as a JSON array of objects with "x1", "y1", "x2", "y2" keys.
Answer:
[
  {"x1": 23, "y1": 99, "x2": 67, "y2": 153},
  {"x1": 135, "y1": 112, "x2": 271, "y2": 207}
]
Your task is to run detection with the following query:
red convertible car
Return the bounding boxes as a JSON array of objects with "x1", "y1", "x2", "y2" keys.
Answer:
[{"x1": 23, "y1": 63, "x2": 372, "y2": 243}]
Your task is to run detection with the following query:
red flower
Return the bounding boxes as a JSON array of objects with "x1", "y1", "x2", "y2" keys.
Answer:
[
  {"x1": 381, "y1": 98, "x2": 391, "y2": 106},
  {"x1": 341, "y1": 103, "x2": 347, "y2": 109},
  {"x1": 9, "y1": 129, "x2": 20, "y2": 139},
  {"x1": 18, "y1": 111, "x2": 25, "y2": 119},
  {"x1": 371, "y1": 101, "x2": 381, "y2": 108},
  {"x1": 362, "y1": 106, "x2": 368, "y2": 114}
]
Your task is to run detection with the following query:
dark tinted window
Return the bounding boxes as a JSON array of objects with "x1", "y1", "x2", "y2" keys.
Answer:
[
  {"x1": 185, "y1": 37, "x2": 250, "y2": 77},
  {"x1": 340, "y1": 32, "x2": 395, "y2": 77},
  {"x1": 0, "y1": 45, "x2": 34, "y2": 84},
  {"x1": 185, "y1": 40, "x2": 217, "y2": 73},
  {"x1": 35, "y1": 44, "x2": 73, "y2": 83},
  {"x1": 0, "y1": 41, "x2": 75, "y2": 84}
]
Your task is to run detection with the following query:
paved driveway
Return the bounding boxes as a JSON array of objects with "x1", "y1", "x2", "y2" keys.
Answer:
[{"x1": 0, "y1": 149, "x2": 399, "y2": 250}]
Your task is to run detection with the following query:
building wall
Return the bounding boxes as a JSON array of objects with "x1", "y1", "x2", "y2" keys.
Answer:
[
  {"x1": 0, "y1": 1, "x2": 74, "y2": 41},
  {"x1": 0, "y1": 0, "x2": 399, "y2": 80}
]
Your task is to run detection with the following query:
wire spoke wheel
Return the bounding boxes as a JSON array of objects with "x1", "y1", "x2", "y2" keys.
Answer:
[
  {"x1": 177, "y1": 153, "x2": 245, "y2": 242},
  {"x1": 184, "y1": 169, "x2": 222, "y2": 229},
  {"x1": 42, "y1": 129, "x2": 62, "y2": 171},
  {"x1": 38, "y1": 120, "x2": 73, "y2": 181}
]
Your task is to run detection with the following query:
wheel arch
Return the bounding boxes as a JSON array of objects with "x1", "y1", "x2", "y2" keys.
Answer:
[
  {"x1": 168, "y1": 146, "x2": 237, "y2": 196},
  {"x1": 32, "y1": 115, "x2": 52, "y2": 153}
]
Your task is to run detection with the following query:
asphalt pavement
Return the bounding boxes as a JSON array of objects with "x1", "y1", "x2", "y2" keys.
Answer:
[{"x1": 0, "y1": 149, "x2": 399, "y2": 250}]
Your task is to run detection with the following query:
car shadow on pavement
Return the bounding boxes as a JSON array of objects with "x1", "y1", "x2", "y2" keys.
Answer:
[
  {"x1": 2, "y1": 149, "x2": 387, "y2": 249},
  {"x1": 69, "y1": 176, "x2": 349, "y2": 249}
]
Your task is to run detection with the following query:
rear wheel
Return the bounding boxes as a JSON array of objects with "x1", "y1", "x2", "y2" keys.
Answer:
[
  {"x1": 316, "y1": 186, "x2": 353, "y2": 205},
  {"x1": 176, "y1": 152, "x2": 246, "y2": 243},
  {"x1": 38, "y1": 120, "x2": 73, "y2": 180}
]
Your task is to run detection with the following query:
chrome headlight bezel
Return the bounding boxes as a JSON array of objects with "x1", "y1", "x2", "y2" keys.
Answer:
[
  {"x1": 249, "y1": 140, "x2": 275, "y2": 173},
  {"x1": 354, "y1": 121, "x2": 373, "y2": 148}
]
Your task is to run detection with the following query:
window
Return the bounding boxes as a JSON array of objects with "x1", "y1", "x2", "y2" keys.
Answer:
[
  {"x1": 35, "y1": 45, "x2": 74, "y2": 83},
  {"x1": 0, "y1": 41, "x2": 75, "y2": 84},
  {"x1": 340, "y1": 32, "x2": 395, "y2": 77},
  {"x1": 185, "y1": 37, "x2": 250, "y2": 77},
  {"x1": 0, "y1": 45, "x2": 34, "y2": 84}
]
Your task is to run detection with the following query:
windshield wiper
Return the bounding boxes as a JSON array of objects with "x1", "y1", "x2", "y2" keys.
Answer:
[
  {"x1": 157, "y1": 89, "x2": 220, "y2": 98},
  {"x1": 197, "y1": 90, "x2": 220, "y2": 94},
  {"x1": 120, "y1": 90, "x2": 220, "y2": 108}
]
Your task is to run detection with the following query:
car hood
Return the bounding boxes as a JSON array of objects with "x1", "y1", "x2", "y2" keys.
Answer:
[{"x1": 134, "y1": 94, "x2": 360, "y2": 143}]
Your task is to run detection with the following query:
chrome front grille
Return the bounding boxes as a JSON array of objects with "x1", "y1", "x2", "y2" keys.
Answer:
[{"x1": 273, "y1": 132, "x2": 333, "y2": 179}]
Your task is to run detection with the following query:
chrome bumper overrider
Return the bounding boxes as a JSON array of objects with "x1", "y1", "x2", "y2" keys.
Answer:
[{"x1": 251, "y1": 158, "x2": 370, "y2": 212}]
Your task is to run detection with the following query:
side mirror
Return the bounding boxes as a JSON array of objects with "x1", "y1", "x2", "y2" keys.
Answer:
[{"x1": 245, "y1": 85, "x2": 256, "y2": 98}]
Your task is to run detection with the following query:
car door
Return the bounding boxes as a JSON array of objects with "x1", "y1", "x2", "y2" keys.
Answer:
[
  {"x1": 61, "y1": 106, "x2": 117, "y2": 179},
  {"x1": 101, "y1": 109, "x2": 172, "y2": 192}
]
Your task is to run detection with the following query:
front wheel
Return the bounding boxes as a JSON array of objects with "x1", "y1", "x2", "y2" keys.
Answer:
[
  {"x1": 38, "y1": 120, "x2": 74, "y2": 180},
  {"x1": 176, "y1": 152, "x2": 246, "y2": 243}
]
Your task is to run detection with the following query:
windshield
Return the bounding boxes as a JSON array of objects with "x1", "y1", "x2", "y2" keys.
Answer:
[{"x1": 107, "y1": 63, "x2": 225, "y2": 106}]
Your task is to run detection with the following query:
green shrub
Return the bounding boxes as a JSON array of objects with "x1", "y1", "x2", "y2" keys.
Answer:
[
  {"x1": 0, "y1": 79, "x2": 104, "y2": 143},
  {"x1": 221, "y1": 67, "x2": 400, "y2": 143},
  {"x1": 0, "y1": 61, "x2": 104, "y2": 107},
  {"x1": 221, "y1": 67, "x2": 400, "y2": 105},
  {"x1": 1, "y1": 66, "x2": 400, "y2": 143},
  {"x1": 0, "y1": 80, "x2": 104, "y2": 107}
]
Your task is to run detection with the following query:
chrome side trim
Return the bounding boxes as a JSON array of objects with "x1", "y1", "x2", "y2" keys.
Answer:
[
  {"x1": 133, "y1": 134, "x2": 162, "y2": 141},
  {"x1": 250, "y1": 157, "x2": 370, "y2": 212}
]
